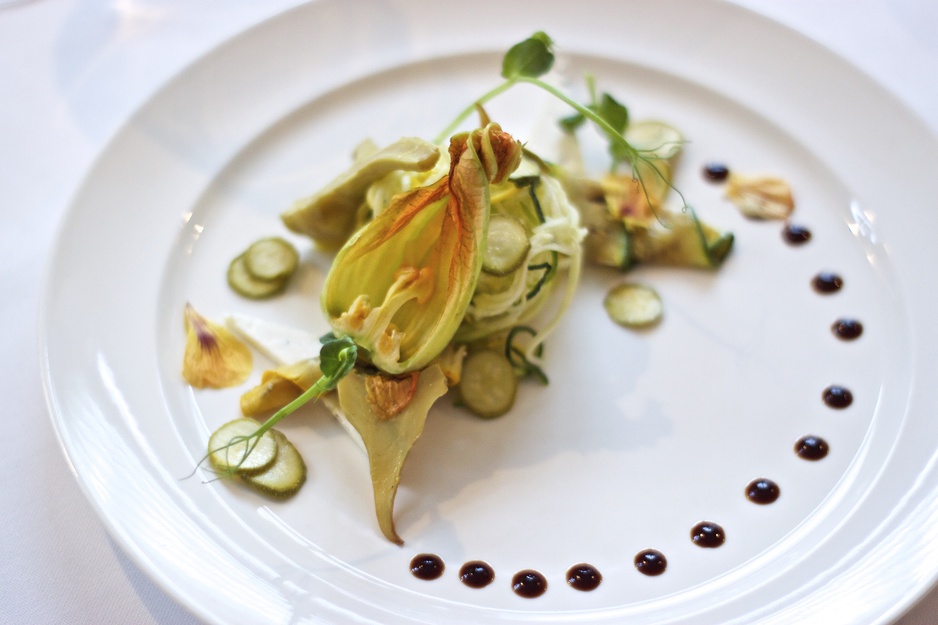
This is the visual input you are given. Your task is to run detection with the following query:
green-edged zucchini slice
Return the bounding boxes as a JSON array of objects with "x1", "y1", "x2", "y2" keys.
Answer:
[
  {"x1": 458, "y1": 349, "x2": 518, "y2": 418},
  {"x1": 604, "y1": 283, "x2": 663, "y2": 328},
  {"x1": 207, "y1": 418, "x2": 278, "y2": 475},
  {"x1": 242, "y1": 430, "x2": 307, "y2": 498},
  {"x1": 244, "y1": 237, "x2": 299, "y2": 282},
  {"x1": 482, "y1": 214, "x2": 530, "y2": 276},
  {"x1": 227, "y1": 253, "x2": 287, "y2": 299}
]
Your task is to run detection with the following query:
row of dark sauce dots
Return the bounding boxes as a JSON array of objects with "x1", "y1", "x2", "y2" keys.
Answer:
[
  {"x1": 409, "y1": 525, "x2": 725, "y2": 597},
  {"x1": 410, "y1": 164, "x2": 862, "y2": 597},
  {"x1": 410, "y1": 554, "x2": 612, "y2": 597},
  {"x1": 706, "y1": 162, "x2": 862, "y2": 494}
]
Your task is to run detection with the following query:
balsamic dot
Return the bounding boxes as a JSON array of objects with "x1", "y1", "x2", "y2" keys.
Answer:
[
  {"x1": 832, "y1": 318, "x2": 863, "y2": 340},
  {"x1": 812, "y1": 272, "x2": 844, "y2": 294},
  {"x1": 782, "y1": 223, "x2": 812, "y2": 245},
  {"x1": 690, "y1": 521, "x2": 726, "y2": 548},
  {"x1": 410, "y1": 554, "x2": 444, "y2": 580},
  {"x1": 823, "y1": 385, "x2": 853, "y2": 409},
  {"x1": 459, "y1": 561, "x2": 495, "y2": 588},
  {"x1": 634, "y1": 549, "x2": 667, "y2": 576},
  {"x1": 703, "y1": 163, "x2": 730, "y2": 182},
  {"x1": 795, "y1": 435, "x2": 829, "y2": 460},
  {"x1": 746, "y1": 478, "x2": 780, "y2": 504},
  {"x1": 566, "y1": 563, "x2": 602, "y2": 591},
  {"x1": 512, "y1": 570, "x2": 547, "y2": 598}
]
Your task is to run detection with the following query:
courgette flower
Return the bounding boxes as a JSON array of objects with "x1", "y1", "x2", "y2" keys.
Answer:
[{"x1": 321, "y1": 124, "x2": 523, "y2": 374}]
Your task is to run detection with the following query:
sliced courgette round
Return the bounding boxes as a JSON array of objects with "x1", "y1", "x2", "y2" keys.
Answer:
[
  {"x1": 244, "y1": 237, "x2": 299, "y2": 282},
  {"x1": 604, "y1": 283, "x2": 663, "y2": 328},
  {"x1": 227, "y1": 253, "x2": 287, "y2": 299},
  {"x1": 482, "y1": 214, "x2": 530, "y2": 276},
  {"x1": 625, "y1": 120, "x2": 683, "y2": 160},
  {"x1": 474, "y1": 270, "x2": 516, "y2": 295},
  {"x1": 242, "y1": 430, "x2": 307, "y2": 498},
  {"x1": 458, "y1": 349, "x2": 518, "y2": 419},
  {"x1": 208, "y1": 418, "x2": 279, "y2": 475}
]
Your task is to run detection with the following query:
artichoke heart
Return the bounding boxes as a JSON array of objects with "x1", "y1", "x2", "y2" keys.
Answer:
[
  {"x1": 240, "y1": 359, "x2": 323, "y2": 417},
  {"x1": 337, "y1": 364, "x2": 449, "y2": 544},
  {"x1": 321, "y1": 124, "x2": 523, "y2": 375},
  {"x1": 282, "y1": 137, "x2": 441, "y2": 250}
]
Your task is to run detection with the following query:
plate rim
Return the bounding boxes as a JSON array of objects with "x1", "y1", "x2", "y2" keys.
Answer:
[{"x1": 40, "y1": 1, "x2": 938, "y2": 623}]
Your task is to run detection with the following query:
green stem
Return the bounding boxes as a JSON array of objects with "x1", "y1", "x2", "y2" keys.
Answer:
[
  {"x1": 206, "y1": 345, "x2": 357, "y2": 475},
  {"x1": 435, "y1": 74, "x2": 639, "y2": 165},
  {"x1": 434, "y1": 78, "x2": 518, "y2": 144},
  {"x1": 516, "y1": 76, "x2": 639, "y2": 164},
  {"x1": 248, "y1": 373, "x2": 335, "y2": 439}
]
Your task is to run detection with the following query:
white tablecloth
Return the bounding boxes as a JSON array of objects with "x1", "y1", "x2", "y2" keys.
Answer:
[{"x1": 3, "y1": 1, "x2": 936, "y2": 623}]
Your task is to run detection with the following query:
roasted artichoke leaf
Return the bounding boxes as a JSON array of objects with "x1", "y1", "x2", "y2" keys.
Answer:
[
  {"x1": 629, "y1": 211, "x2": 734, "y2": 269},
  {"x1": 337, "y1": 364, "x2": 448, "y2": 545},
  {"x1": 281, "y1": 137, "x2": 441, "y2": 250},
  {"x1": 240, "y1": 359, "x2": 323, "y2": 417}
]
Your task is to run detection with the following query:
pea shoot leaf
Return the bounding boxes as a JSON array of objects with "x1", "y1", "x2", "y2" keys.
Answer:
[
  {"x1": 502, "y1": 32, "x2": 555, "y2": 79},
  {"x1": 319, "y1": 335, "x2": 357, "y2": 385},
  {"x1": 557, "y1": 92, "x2": 628, "y2": 142},
  {"x1": 596, "y1": 92, "x2": 629, "y2": 135},
  {"x1": 558, "y1": 112, "x2": 586, "y2": 132}
]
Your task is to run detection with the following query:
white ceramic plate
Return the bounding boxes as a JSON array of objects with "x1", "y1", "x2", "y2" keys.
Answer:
[{"x1": 41, "y1": 1, "x2": 938, "y2": 623}]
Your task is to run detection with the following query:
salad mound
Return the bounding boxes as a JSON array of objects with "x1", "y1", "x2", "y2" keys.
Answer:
[{"x1": 191, "y1": 33, "x2": 733, "y2": 544}]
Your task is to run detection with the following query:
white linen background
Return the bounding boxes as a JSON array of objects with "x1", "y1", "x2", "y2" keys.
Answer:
[{"x1": 2, "y1": 1, "x2": 936, "y2": 623}]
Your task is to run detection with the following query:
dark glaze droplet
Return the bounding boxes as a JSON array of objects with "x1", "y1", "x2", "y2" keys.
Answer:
[
  {"x1": 690, "y1": 522, "x2": 726, "y2": 548},
  {"x1": 832, "y1": 318, "x2": 863, "y2": 340},
  {"x1": 634, "y1": 549, "x2": 667, "y2": 576},
  {"x1": 459, "y1": 561, "x2": 495, "y2": 588},
  {"x1": 566, "y1": 563, "x2": 602, "y2": 591},
  {"x1": 782, "y1": 223, "x2": 812, "y2": 245},
  {"x1": 812, "y1": 272, "x2": 844, "y2": 294},
  {"x1": 795, "y1": 435, "x2": 829, "y2": 460},
  {"x1": 823, "y1": 385, "x2": 853, "y2": 409},
  {"x1": 512, "y1": 570, "x2": 548, "y2": 598},
  {"x1": 746, "y1": 478, "x2": 780, "y2": 504},
  {"x1": 410, "y1": 554, "x2": 444, "y2": 580},
  {"x1": 703, "y1": 163, "x2": 730, "y2": 182}
]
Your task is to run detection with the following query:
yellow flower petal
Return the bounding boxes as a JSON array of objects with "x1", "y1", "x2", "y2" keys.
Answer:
[{"x1": 182, "y1": 303, "x2": 253, "y2": 388}]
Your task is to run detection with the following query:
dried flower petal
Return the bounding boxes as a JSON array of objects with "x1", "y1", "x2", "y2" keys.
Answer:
[
  {"x1": 725, "y1": 174, "x2": 795, "y2": 220},
  {"x1": 182, "y1": 303, "x2": 252, "y2": 388}
]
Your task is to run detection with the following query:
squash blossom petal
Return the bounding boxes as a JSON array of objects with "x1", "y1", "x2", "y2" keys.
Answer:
[
  {"x1": 321, "y1": 124, "x2": 523, "y2": 374},
  {"x1": 182, "y1": 303, "x2": 253, "y2": 388}
]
